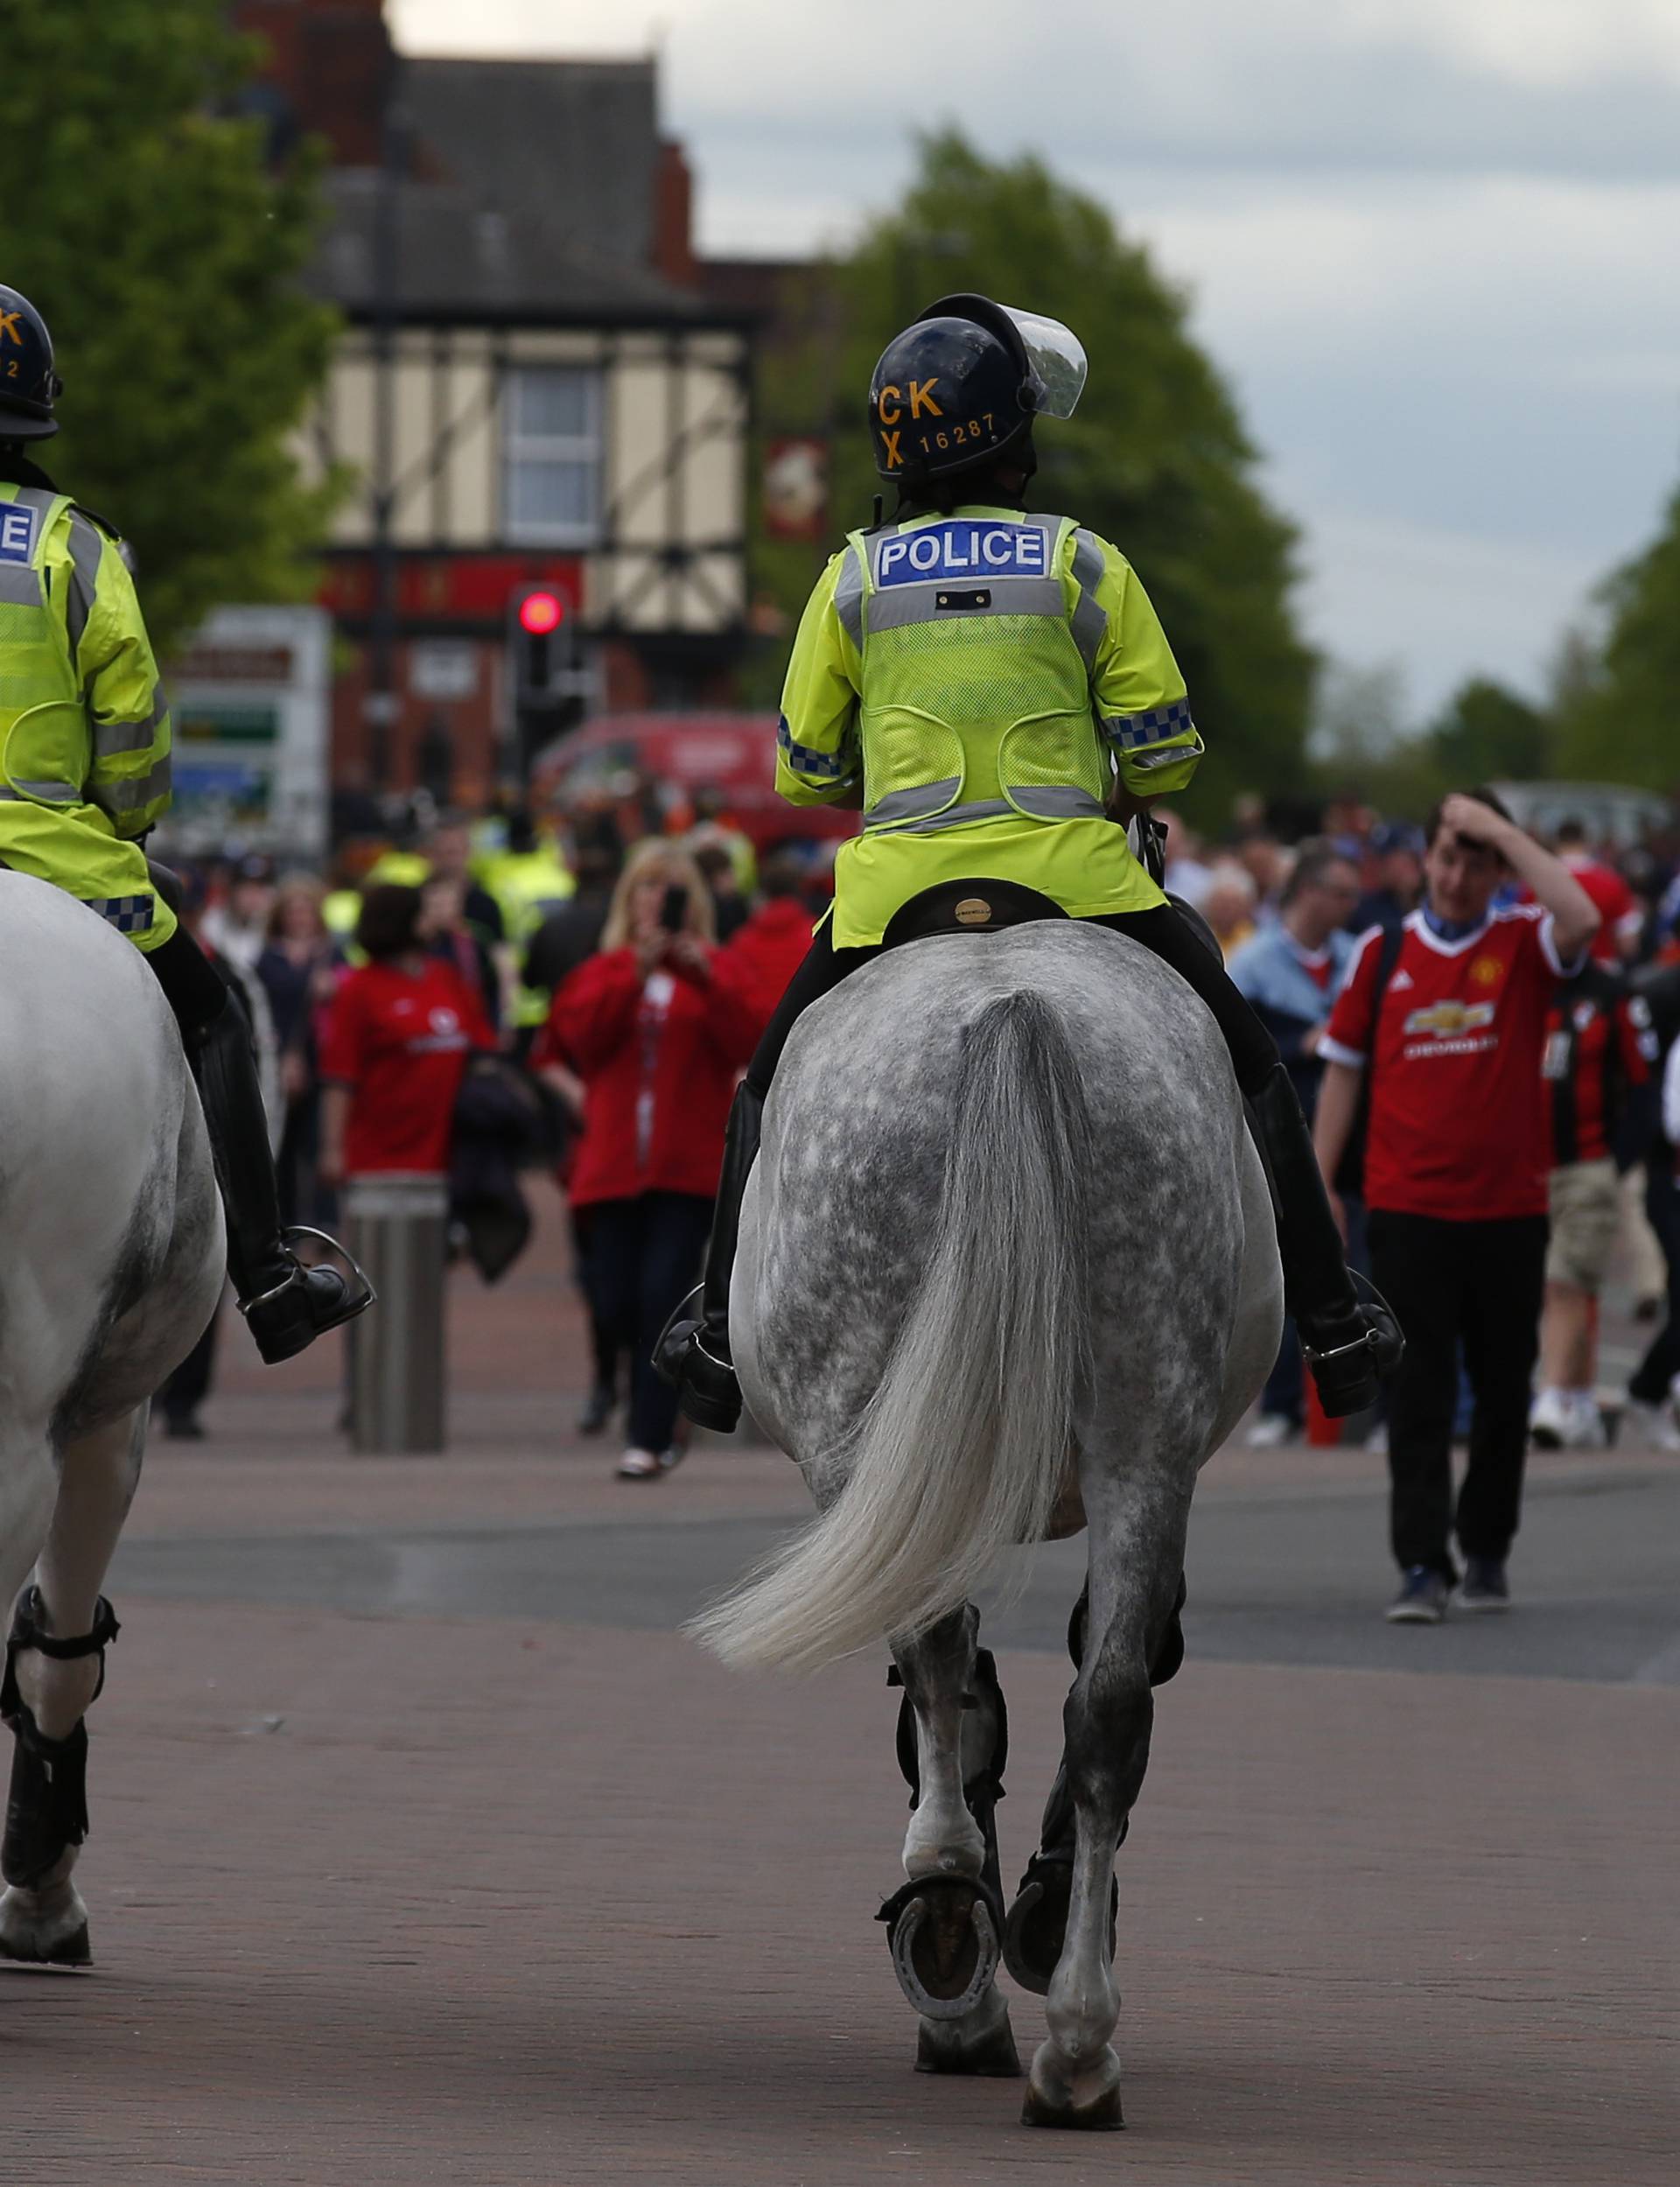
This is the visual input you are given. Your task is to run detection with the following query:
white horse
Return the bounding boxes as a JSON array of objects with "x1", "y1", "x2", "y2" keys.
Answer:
[
  {"x1": 0, "y1": 873, "x2": 223, "y2": 1965},
  {"x1": 693, "y1": 921, "x2": 1281, "y2": 2127}
]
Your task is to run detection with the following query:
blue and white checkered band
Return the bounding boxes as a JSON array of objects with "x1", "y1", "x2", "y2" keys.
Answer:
[
  {"x1": 0, "y1": 501, "x2": 38, "y2": 565},
  {"x1": 876, "y1": 521, "x2": 1049, "y2": 588},
  {"x1": 88, "y1": 894, "x2": 156, "y2": 935}
]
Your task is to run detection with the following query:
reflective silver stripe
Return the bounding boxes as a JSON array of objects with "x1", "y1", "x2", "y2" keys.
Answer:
[
  {"x1": 0, "y1": 779, "x2": 80, "y2": 804},
  {"x1": 865, "y1": 780, "x2": 1107, "y2": 831},
  {"x1": 864, "y1": 779, "x2": 962, "y2": 827},
  {"x1": 88, "y1": 756, "x2": 171, "y2": 817},
  {"x1": 833, "y1": 549, "x2": 864, "y2": 653},
  {"x1": 1101, "y1": 697, "x2": 1195, "y2": 750},
  {"x1": 93, "y1": 681, "x2": 169, "y2": 759},
  {"x1": 1008, "y1": 785, "x2": 1106, "y2": 820},
  {"x1": 1130, "y1": 730, "x2": 1205, "y2": 772},
  {"x1": 1068, "y1": 529, "x2": 1107, "y2": 670},
  {"x1": 1069, "y1": 529, "x2": 1103, "y2": 591},
  {"x1": 1069, "y1": 591, "x2": 1105, "y2": 669},
  {"x1": 866, "y1": 575, "x2": 1068, "y2": 634},
  {"x1": 64, "y1": 512, "x2": 103, "y2": 662},
  {"x1": 867, "y1": 797, "x2": 1015, "y2": 834}
]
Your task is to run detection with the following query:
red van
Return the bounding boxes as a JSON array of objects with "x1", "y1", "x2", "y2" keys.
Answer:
[{"x1": 536, "y1": 712, "x2": 859, "y2": 853}]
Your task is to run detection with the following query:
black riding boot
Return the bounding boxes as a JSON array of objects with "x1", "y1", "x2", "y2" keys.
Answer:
[
  {"x1": 191, "y1": 1003, "x2": 375, "y2": 1362},
  {"x1": 1248, "y1": 1064, "x2": 1403, "y2": 1416},
  {"x1": 654, "y1": 1082, "x2": 764, "y2": 1431},
  {"x1": 148, "y1": 929, "x2": 373, "y2": 1364}
]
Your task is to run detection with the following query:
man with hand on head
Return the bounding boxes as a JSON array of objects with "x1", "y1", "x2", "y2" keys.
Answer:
[{"x1": 1312, "y1": 789, "x2": 1600, "y2": 1623}]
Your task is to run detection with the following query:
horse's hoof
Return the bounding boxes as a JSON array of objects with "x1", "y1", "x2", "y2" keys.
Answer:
[
  {"x1": 879, "y1": 1875, "x2": 1002, "y2": 2022},
  {"x1": 0, "y1": 1882, "x2": 91, "y2": 1967},
  {"x1": 915, "y1": 1991, "x2": 1021, "y2": 2077},
  {"x1": 1022, "y1": 2040, "x2": 1124, "y2": 2129}
]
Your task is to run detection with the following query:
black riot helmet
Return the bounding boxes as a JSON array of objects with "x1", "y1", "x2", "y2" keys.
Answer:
[
  {"x1": 0, "y1": 286, "x2": 61, "y2": 440},
  {"x1": 867, "y1": 293, "x2": 1087, "y2": 493}
]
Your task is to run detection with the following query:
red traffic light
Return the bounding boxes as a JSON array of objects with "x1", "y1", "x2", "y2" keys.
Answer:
[{"x1": 517, "y1": 589, "x2": 564, "y2": 636}]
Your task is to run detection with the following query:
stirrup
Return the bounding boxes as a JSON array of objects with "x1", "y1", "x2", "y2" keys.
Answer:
[
  {"x1": 652, "y1": 1282, "x2": 705, "y2": 1389},
  {"x1": 240, "y1": 1230, "x2": 375, "y2": 1364},
  {"x1": 1303, "y1": 1273, "x2": 1404, "y2": 1418}
]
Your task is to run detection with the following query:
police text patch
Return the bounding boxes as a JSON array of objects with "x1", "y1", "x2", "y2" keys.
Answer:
[
  {"x1": 876, "y1": 521, "x2": 1049, "y2": 587},
  {"x1": 0, "y1": 501, "x2": 38, "y2": 565}
]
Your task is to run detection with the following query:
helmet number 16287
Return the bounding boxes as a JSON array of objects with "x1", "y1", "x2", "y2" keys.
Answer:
[{"x1": 921, "y1": 415, "x2": 994, "y2": 454}]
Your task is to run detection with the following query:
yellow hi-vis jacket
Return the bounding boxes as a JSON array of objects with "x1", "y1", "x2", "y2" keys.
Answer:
[
  {"x1": 775, "y1": 505, "x2": 1204, "y2": 949},
  {"x1": 480, "y1": 845, "x2": 577, "y2": 1029},
  {"x1": 0, "y1": 480, "x2": 175, "y2": 950}
]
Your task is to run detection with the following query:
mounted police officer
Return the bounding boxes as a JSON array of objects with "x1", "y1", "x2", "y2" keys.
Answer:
[
  {"x1": 0, "y1": 284, "x2": 371, "y2": 1361},
  {"x1": 660, "y1": 294, "x2": 1399, "y2": 1427}
]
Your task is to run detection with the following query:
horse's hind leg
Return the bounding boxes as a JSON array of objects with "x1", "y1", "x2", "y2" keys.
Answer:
[
  {"x1": 1004, "y1": 1571, "x2": 1186, "y2": 1995},
  {"x1": 881, "y1": 1605, "x2": 1019, "y2": 2076},
  {"x1": 1, "y1": 1405, "x2": 145, "y2": 1967},
  {"x1": 1023, "y1": 1476, "x2": 1191, "y2": 2130}
]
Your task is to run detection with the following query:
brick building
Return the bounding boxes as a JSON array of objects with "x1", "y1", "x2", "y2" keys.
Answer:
[{"x1": 237, "y1": 2, "x2": 753, "y2": 808}]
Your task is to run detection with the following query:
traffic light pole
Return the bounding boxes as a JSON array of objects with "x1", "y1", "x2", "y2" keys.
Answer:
[{"x1": 507, "y1": 585, "x2": 588, "y2": 787}]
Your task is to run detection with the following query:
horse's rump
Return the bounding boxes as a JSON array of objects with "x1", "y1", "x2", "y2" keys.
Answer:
[
  {"x1": 0, "y1": 873, "x2": 223, "y2": 1433},
  {"x1": 703, "y1": 922, "x2": 1280, "y2": 1671}
]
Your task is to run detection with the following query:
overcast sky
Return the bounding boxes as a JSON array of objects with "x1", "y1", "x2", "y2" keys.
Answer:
[{"x1": 393, "y1": 1, "x2": 1680, "y2": 724}]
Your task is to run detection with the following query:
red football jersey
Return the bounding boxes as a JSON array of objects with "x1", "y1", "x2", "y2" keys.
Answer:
[
  {"x1": 320, "y1": 959, "x2": 495, "y2": 1175},
  {"x1": 1323, "y1": 905, "x2": 1577, "y2": 1220}
]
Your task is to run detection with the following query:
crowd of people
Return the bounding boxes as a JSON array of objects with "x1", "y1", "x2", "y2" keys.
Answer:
[
  {"x1": 155, "y1": 796, "x2": 820, "y2": 1478},
  {"x1": 164, "y1": 781, "x2": 1680, "y2": 1613},
  {"x1": 1169, "y1": 789, "x2": 1680, "y2": 1621}
]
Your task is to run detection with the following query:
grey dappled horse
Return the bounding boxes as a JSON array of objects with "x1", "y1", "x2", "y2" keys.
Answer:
[
  {"x1": 693, "y1": 922, "x2": 1281, "y2": 2127},
  {"x1": 0, "y1": 873, "x2": 222, "y2": 1964}
]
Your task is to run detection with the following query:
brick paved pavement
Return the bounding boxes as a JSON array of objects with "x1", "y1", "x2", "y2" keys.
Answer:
[{"x1": 5, "y1": 1181, "x2": 1677, "y2": 2182}]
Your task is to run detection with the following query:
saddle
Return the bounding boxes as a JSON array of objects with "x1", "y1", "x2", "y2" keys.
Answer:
[{"x1": 881, "y1": 879, "x2": 1069, "y2": 949}]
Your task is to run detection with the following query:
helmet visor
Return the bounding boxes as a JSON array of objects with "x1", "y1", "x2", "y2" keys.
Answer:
[{"x1": 1003, "y1": 307, "x2": 1088, "y2": 418}]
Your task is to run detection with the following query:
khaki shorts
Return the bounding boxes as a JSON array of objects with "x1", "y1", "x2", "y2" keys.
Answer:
[{"x1": 1546, "y1": 1158, "x2": 1621, "y2": 1293}]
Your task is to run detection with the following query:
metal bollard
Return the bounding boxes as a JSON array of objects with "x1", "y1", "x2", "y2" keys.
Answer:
[{"x1": 344, "y1": 1173, "x2": 449, "y2": 1453}]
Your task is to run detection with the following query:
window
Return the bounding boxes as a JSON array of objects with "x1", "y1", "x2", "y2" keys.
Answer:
[{"x1": 503, "y1": 368, "x2": 602, "y2": 546}]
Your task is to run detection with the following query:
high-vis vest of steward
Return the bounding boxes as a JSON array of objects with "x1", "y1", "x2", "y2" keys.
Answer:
[
  {"x1": 0, "y1": 486, "x2": 172, "y2": 839},
  {"x1": 835, "y1": 510, "x2": 1110, "y2": 837}
]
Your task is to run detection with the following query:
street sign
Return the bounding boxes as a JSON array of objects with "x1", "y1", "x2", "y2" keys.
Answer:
[{"x1": 160, "y1": 606, "x2": 331, "y2": 858}]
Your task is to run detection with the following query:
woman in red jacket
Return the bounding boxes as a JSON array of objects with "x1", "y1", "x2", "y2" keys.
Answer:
[{"x1": 536, "y1": 842, "x2": 762, "y2": 1477}]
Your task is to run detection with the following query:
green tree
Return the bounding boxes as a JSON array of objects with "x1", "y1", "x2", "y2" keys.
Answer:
[
  {"x1": 0, "y1": 2, "x2": 339, "y2": 655},
  {"x1": 752, "y1": 130, "x2": 1315, "y2": 819},
  {"x1": 1553, "y1": 483, "x2": 1680, "y2": 792},
  {"x1": 1427, "y1": 676, "x2": 1552, "y2": 782}
]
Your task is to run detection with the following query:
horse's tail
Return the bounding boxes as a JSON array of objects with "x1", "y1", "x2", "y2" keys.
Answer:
[{"x1": 691, "y1": 987, "x2": 1096, "y2": 1675}]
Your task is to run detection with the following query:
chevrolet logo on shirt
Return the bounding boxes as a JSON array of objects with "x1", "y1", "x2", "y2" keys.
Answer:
[
  {"x1": 876, "y1": 521, "x2": 1049, "y2": 586},
  {"x1": 1403, "y1": 999, "x2": 1496, "y2": 1039}
]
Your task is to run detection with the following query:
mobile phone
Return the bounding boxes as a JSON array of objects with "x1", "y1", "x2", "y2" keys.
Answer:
[{"x1": 659, "y1": 883, "x2": 688, "y2": 933}]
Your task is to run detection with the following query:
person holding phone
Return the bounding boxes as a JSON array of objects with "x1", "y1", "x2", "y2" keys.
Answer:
[{"x1": 534, "y1": 842, "x2": 764, "y2": 1477}]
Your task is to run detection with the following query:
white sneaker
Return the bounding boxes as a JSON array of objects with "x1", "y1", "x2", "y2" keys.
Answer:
[
  {"x1": 1560, "y1": 1392, "x2": 1606, "y2": 1450},
  {"x1": 1244, "y1": 1412, "x2": 1297, "y2": 1449},
  {"x1": 615, "y1": 1444, "x2": 687, "y2": 1480},
  {"x1": 1624, "y1": 1399, "x2": 1680, "y2": 1453},
  {"x1": 1529, "y1": 1386, "x2": 1573, "y2": 1451}
]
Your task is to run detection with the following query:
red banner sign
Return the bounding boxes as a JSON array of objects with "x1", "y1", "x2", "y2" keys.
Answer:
[{"x1": 318, "y1": 554, "x2": 584, "y2": 624}]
